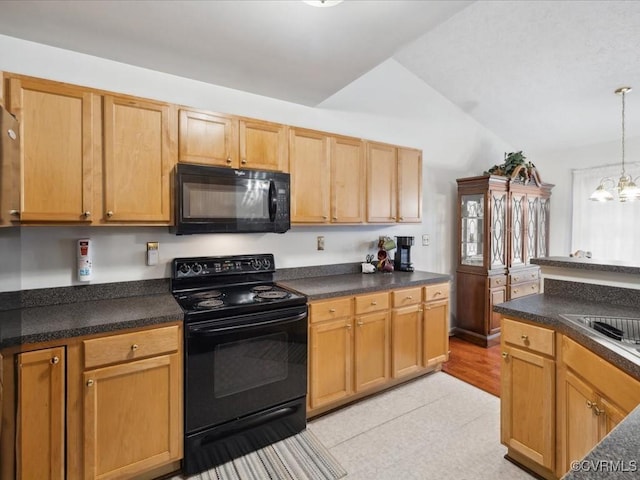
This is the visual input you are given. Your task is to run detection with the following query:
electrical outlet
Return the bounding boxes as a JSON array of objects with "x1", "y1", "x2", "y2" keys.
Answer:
[
  {"x1": 422, "y1": 234, "x2": 430, "y2": 246},
  {"x1": 317, "y1": 236, "x2": 325, "y2": 251},
  {"x1": 146, "y1": 242, "x2": 159, "y2": 266}
]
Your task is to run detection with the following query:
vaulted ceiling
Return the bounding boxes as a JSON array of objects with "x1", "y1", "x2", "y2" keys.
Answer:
[{"x1": 1, "y1": 0, "x2": 640, "y2": 155}]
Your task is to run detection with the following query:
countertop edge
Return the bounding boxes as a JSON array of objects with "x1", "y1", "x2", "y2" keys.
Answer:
[{"x1": 532, "y1": 257, "x2": 640, "y2": 275}]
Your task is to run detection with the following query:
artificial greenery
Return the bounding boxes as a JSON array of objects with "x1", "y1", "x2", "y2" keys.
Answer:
[{"x1": 484, "y1": 151, "x2": 540, "y2": 184}]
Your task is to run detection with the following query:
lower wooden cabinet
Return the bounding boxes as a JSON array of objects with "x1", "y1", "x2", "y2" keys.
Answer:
[
  {"x1": 308, "y1": 283, "x2": 449, "y2": 417},
  {"x1": 1, "y1": 322, "x2": 182, "y2": 480},
  {"x1": 17, "y1": 347, "x2": 66, "y2": 480},
  {"x1": 501, "y1": 316, "x2": 640, "y2": 480}
]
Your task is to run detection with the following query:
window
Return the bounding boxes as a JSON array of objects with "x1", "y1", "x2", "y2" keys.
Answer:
[{"x1": 571, "y1": 163, "x2": 640, "y2": 263}]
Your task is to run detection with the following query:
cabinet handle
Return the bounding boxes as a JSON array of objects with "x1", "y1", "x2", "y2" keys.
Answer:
[
  {"x1": 345, "y1": 323, "x2": 351, "y2": 329},
  {"x1": 226, "y1": 157, "x2": 232, "y2": 164},
  {"x1": 82, "y1": 211, "x2": 91, "y2": 217},
  {"x1": 9, "y1": 209, "x2": 20, "y2": 217},
  {"x1": 593, "y1": 405, "x2": 603, "y2": 416},
  {"x1": 434, "y1": 291, "x2": 442, "y2": 297},
  {"x1": 586, "y1": 400, "x2": 593, "y2": 409},
  {"x1": 496, "y1": 279, "x2": 502, "y2": 285},
  {"x1": 106, "y1": 211, "x2": 114, "y2": 217},
  {"x1": 323, "y1": 216, "x2": 328, "y2": 220},
  {"x1": 357, "y1": 320, "x2": 363, "y2": 326},
  {"x1": 399, "y1": 217, "x2": 404, "y2": 220},
  {"x1": 50, "y1": 356, "x2": 59, "y2": 365},
  {"x1": 329, "y1": 308, "x2": 336, "y2": 313},
  {"x1": 371, "y1": 301, "x2": 377, "y2": 305},
  {"x1": 531, "y1": 273, "x2": 536, "y2": 278},
  {"x1": 241, "y1": 158, "x2": 247, "y2": 164},
  {"x1": 131, "y1": 344, "x2": 139, "y2": 351},
  {"x1": 513, "y1": 289, "x2": 519, "y2": 294},
  {"x1": 521, "y1": 334, "x2": 528, "y2": 341},
  {"x1": 513, "y1": 276, "x2": 519, "y2": 282},
  {"x1": 531, "y1": 285, "x2": 536, "y2": 290},
  {"x1": 86, "y1": 379, "x2": 94, "y2": 387},
  {"x1": 501, "y1": 352, "x2": 508, "y2": 358},
  {"x1": 406, "y1": 295, "x2": 413, "y2": 300},
  {"x1": 332, "y1": 216, "x2": 338, "y2": 221}
]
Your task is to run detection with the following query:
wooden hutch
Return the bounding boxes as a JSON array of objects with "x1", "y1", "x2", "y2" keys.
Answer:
[{"x1": 455, "y1": 174, "x2": 553, "y2": 346}]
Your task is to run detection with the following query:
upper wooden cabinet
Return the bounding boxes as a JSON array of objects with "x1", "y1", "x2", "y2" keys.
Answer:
[
  {"x1": 239, "y1": 118, "x2": 288, "y2": 172},
  {"x1": 7, "y1": 76, "x2": 96, "y2": 223},
  {"x1": 178, "y1": 109, "x2": 239, "y2": 167},
  {"x1": 366, "y1": 142, "x2": 422, "y2": 223},
  {"x1": 102, "y1": 95, "x2": 175, "y2": 223},
  {"x1": 0, "y1": 104, "x2": 20, "y2": 226},
  {"x1": 178, "y1": 112, "x2": 287, "y2": 172},
  {"x1": 289, "y1": 129, "x2": 365, "y2": 224},
  {"x1": 289, "y1": 128, "x2": 330, "y2": 222}
]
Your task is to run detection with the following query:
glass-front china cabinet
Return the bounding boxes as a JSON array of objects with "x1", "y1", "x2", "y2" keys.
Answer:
[{"x1": 455, "y1": 174, "x2": 553, "y2": 346}]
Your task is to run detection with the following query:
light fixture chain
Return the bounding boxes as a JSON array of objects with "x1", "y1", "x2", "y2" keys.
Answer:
[{"x1": 622, "y1": 88, "x2": 626, "y2": 175}]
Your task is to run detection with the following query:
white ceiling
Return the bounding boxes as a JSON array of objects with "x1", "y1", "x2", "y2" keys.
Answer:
[{"x1": 1, "y1": 0, "x2": 640, "y2": 154}]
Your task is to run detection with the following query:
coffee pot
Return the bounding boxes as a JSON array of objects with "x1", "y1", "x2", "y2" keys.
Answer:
[{"x1": 394, "y1": 236, "x2": 414, "y2": 272}]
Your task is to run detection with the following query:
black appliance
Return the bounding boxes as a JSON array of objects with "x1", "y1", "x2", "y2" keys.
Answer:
[
  {"x1": 394, "y1": 236, "x2": 415, "y2": 272},
  {"x1": 171, "y1": 163, "x2": 291, "y2": 235},
  {"x1": 172, "y1": 254, "x2": 308, "y2": 475}
]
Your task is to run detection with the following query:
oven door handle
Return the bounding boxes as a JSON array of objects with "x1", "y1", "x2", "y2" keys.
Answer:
[{"x1": 189, "y1": 311, "x2": 307, "y2": 336}]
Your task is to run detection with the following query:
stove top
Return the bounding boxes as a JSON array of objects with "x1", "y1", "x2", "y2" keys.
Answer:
[{"x1": 171, "y1": 254, "x2": 307, "y2": 322}]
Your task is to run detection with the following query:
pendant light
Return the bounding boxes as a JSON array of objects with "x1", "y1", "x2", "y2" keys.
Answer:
[{"x1": 589, "y1": 87, "x2": 640, "y2": 202}]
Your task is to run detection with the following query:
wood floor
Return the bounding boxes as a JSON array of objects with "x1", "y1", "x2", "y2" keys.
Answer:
[{"x1": 441, "y1": 336, "x2": 502, "y2": 397}]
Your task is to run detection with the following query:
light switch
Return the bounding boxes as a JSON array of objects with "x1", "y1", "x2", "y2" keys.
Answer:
[{"x1": 422, "y1": 234, "x2": 430, "y2": 246}]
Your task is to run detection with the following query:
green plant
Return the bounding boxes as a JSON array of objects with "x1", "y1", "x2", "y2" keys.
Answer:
[{"x1": 484, "y1": 151, "x2": 540, "y2": 184}]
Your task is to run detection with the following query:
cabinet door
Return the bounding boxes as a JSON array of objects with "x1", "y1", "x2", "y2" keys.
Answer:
[
  {"x1": 8, "y1": 76, "x2": 94, "y2": 222},
  {"x1": 489, "y1": 190, "x2": 507, "y2": 269},
  {"x1": 397, "y1": 147, "x2": 422, "y2": 223},
  {"x1": 509, "y1": 192, "x2": 526, "y2": 267},
  {"x1": 103, "y1": 96, "x2": 174, "y2": 222},
  {"x1": 501, "y1": 345, "x2": 554, "y2": 470},
  {"x1": 423, "y1": 299, "x2": 449, "y2": 367},
  {"x1": 537, "y1": 197, "x2": 550, "y2": 258},
  {"x1": 178, "y1": 109, "x2": 238, "y2": 167},
  {"x1": 239, "y1": 118, "x2": 288, "y2": 172},
  {"x1": 487, "y1": 286, "x2": 506, "y2": 334},
  {"x1": 309, "y1": 318, "x2": 353, "y2": 409},
  {"x1": 354, "y1": 311, "x2": 390, "y2": 392},
  {"x1": 17, "y1": 347, "x2": 65, "y2": 480},
  {"x1": 525, "y1": 194, "x2": 539, "y2": 264},
  {"x1": 83, "y1": 353, "x2": 182, "y2": 479},
  {"x1": 0, "y1": 105, "x2": 20, "y2": 225},
  {"x1": 391, "y1": 305, "x2": 422, "y2": 378},
  {"x1": 560, "y1": 370, "x2": 600, "y2": 473},
  {"x1": 289, "y1": 128, "x2": 330, "y2": 223},
  {"x1": 331, "y1": 136, "x2": 364, "y2": 223},
  {"x1": 598, "y1": 395, "x2": 626, "y2": 438},
  {"x1": 366, "y1": 142, "x2": 396, "y2": 223}
]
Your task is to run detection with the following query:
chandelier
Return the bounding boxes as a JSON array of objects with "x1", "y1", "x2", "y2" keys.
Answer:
[{"x1": 589, "y1": 86, "x2": 640, "y2": 202}]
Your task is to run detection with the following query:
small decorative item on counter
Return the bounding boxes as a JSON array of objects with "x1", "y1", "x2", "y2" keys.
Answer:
[
  {"x1": 361, "y1": 262, "x2": 376, "y2": 274},
  {"x1": 570, "y1": 250, "x2": 592, "y2": 258}
]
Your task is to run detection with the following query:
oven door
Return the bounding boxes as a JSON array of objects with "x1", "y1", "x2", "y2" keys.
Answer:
[{"x1": 185, "y1": 306, "x2": 307, "y2": 433}]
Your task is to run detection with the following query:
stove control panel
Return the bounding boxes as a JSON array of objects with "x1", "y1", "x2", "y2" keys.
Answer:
[{"x1": 173, "y1": 254, "x2": 275, "y2": 278}]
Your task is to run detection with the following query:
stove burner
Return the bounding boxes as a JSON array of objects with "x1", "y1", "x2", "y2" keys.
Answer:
[
  {"x1": 195, "y1": 299, "x2": 225, "y2": 309},
  {"x1": 255, "y1": 290, "x2": 290, "y2": 300},
  {"x1": 251, "y1": 285, "x2": 273, "y2": 292},
  {"x1": 191, "y1": 290, "x2": 222, "y2": 300}
]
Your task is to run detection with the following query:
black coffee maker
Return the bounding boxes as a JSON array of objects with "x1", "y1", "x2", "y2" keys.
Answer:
[{"x1": 394, "y1": 236, "x2": 414, "y2": 272}]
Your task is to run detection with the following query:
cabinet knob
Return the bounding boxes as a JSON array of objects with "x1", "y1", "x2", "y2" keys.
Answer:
[
  {"x1": 241, "y1": 158, "x2": 247, "y2": 164},
  {"x1": 323, "y1": 216, "x2": 328, "y2": 220},
  {"x1": 329, "y1": 308, "x2": 336, "y2": 313},
  {"x1": 131, "y1": 344, "x2": 139, "y2": 351},
  {"x1": 399, "y1": 217, "x2": 404, "y2": 220},
  {"x1": 106, "y1": 211, "x2": 114, "y2": 217},
  {"x1": 513, "y1": 276, "x2": 519, "y2": 282},
  {"x1": 501, "y1": 352, "x2": 508, "y2": 358},
  {"x1": 521, "y1": 334, "x2": 528, "y2": 341},
  {"x1": 371, "y1": 301, "x2": 377, "y2": 306},
  {"x1": 531, "y1": 285, "x2": 536, "y2": 290},
  {"x1": 513, "y1": 289, "x2": 519, "y2": 294},
  {"x1": 82, "y1": 211, "x2": 91, "y2": 217},
  {"x1": 593, "y1": 405, "x2": 603, "y2": 416},
  {"x1": 226, "y1": 157, "x2": 232, "y2": 164},
  {"x1": 357, "y1": 320, "x2": 363, "y2": 326},
  {"x1": 9, "y1": 209, "x2": 20, "y2": 217},
  {"x1": 345, "y1": 323, "x2": 351, "y2": 329},
  {"x1": 332, "y1": 217, "x2": 338, "y2": 221},
  {"x1": 496, "y1": 279, "x2": 502, "y2": 285},
  {"x1": 86, "y1": 379, "x2": 94, "y2": 387},
  {"x1": 406, "y1": 295, "x2": 413, "y2": 300},
  {"x1": 531, "y1": 273, "x2": 536, "y2": 278},
  {"x1": 50, "y1": 356, "x2": 59, "y2": 365}
]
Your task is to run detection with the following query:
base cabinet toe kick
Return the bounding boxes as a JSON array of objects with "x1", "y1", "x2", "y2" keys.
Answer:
[{"x1": 500, "y1": 316, "x2": 640, "y2": 480}]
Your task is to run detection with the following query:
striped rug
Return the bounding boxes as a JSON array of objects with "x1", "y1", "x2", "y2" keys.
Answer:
[{"x1": 182, "y1": 429, "x2": 347, "y2": 480}]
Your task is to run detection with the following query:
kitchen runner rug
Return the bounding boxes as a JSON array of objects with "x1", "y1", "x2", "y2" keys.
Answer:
[{"x1": 180, "y1": 429, "x2": 347, "y2": 480}]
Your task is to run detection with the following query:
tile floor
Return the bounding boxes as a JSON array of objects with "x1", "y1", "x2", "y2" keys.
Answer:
[{"x1": 308, "y1": 372, "x2": 534, "y2": 480}]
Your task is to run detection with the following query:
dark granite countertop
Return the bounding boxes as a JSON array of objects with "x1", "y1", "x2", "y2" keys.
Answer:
[
  {"x1": 495, "y1": 293, "x2": 640, "y2": 477},
  {"x1": 532, "y1": 256, "x2": 640, "y2": 275},
  {"x1": 0, "y1": 293, "x2": 183, "y2": 349},
  {"x1": 277, "y1": 270, "x2": 451, "y2": 300}
]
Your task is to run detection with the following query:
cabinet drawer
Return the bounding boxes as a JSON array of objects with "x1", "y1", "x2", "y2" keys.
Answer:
[
  {"x1": 509, "y1": 269, "x2": 539, "y2": 285},
  {"x1": 309, "y1": 297, "x2": 352, "y2": 323},
  {"x1": 502, "y1": 318, "x2": 554, "y2": 356},
  {"x1": 354, "y1": 292, "x2": 389, "y2": 315},
  {"x1": 84, "y1": 325, "x2": 180, "y2": 369},
  {"x1": 489, "y1": 275, "x2": 507, "y2": 288},
  {"x1": 510, "y1": 281, "x2": 539, "y2": 299},
  {"x1": 424, "y1": 283, "x2": 449, "y2": 302},
  {"x1": 392, "y1": 287, "x2": 422, "y2": 307}
]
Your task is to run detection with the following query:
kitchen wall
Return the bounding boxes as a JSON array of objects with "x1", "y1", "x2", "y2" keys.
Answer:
[
  {"x1": 533, "y1": 136, "x2": 640, "y2": 258},
  {"x1": 0, "y1": 34, "x2": 514, "y2": 293}
]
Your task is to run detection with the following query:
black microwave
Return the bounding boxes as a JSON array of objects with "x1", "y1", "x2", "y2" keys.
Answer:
[{"x1": 171, "y1": 163, "x2": 290, "y2": 234}]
